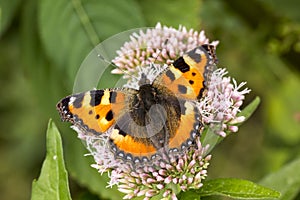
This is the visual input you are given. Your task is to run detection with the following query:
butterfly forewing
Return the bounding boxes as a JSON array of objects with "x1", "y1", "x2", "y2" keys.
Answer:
[
  {"x1": 153, "y1": 45, "x2": 216, "y2": 100},
  {"x1": 56, "y1": 89, "x2": 135, "y2": 135}
]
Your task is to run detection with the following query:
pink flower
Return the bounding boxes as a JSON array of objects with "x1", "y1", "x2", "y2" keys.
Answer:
[{"x1": 198, "y1": 68, "x2": 251, "y2": 137}]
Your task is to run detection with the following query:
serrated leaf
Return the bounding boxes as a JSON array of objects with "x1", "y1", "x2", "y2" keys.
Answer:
[
  {"x1": 238, "y1": 96, "x2": 260, "y2": 121},
  {"x1": 139, "y1": 0, "x2": 201, "y2": 28},
  {"x1": 194, "y1": 178, "x2": 280, "y2": 199},
  {"x1": 38, "y1": 0, "x2": 145, "y2": 82},
  {"x1": 260, "y1": 157, "x2": 300, "y2": 200},
  {"x1": 31, "y1": 119, "x2": 71, "y2": 200},
  {"x1": 0, "y1": 0, "x2": 22, "y2": 36}
]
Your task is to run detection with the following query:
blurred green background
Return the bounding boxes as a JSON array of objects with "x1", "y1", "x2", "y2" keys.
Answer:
[{"x1": 0, "y1": 0, "x2": 300, "y2": 199}]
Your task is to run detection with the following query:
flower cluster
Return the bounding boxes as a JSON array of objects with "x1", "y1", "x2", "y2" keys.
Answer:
[
  {"x1": 106, "y1": 138, "x2": 210, "y2": 200},
  {"x1": 198, "y1": 68, "x2": 251, "y2": 137},
  {"x1": 112, "y1": 22, "x2": 218, "y2": 79},
  {"x1": 75, "y1": 23, "x2": 251, "y2": 200}
]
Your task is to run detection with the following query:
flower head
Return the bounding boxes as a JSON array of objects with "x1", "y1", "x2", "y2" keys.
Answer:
[
  {"x1": 101, "y1": 138, "x2": 211, "y2": 200},
  {"x1": 198, "y1": 68, "x2": 251, "y2": 137},
  {"x1": 112, "y1": 22, "x2": 218, "y2": 79}
]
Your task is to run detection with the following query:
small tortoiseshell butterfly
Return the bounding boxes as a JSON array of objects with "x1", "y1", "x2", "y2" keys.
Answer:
[{"x1": 57, "y1": 45, "x2": 217, "y2": 165}]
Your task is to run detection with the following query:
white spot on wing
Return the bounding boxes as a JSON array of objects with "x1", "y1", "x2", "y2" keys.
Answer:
[
  {"x1": 69, "y1": 96, "x2": 76, "y2": 105},
  {"x1": 195, "y1": 48, "x2": 204, "y2": 55}
]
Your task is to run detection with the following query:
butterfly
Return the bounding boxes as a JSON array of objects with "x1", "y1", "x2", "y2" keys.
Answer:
[{"x1": 57, "y1": 44, "x2": 217, "y2": 166}]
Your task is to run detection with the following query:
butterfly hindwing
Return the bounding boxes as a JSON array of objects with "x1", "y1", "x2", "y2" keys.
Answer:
[
  {"x1": 168, "y1": 101, "x2": 201, "y2": 151},
  {"x1": 109, "y1": 127, "x2": 158, "y2": 163}
]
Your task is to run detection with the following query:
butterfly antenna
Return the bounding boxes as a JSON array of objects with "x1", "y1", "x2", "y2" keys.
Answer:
[
  {"x1": 97, "y1": 39, "x2": 169, "y2": 83},
  {"x1": 97, "y1": 53, "x2": 140, "y2": 82},
  {"x1": 151, "y1": 39, "x2": 169, "y2": 65}
]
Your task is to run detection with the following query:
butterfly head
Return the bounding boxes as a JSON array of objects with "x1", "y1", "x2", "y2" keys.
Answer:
[{"x1": 138, "y1": 72, "x2": 151, "y2": 86}]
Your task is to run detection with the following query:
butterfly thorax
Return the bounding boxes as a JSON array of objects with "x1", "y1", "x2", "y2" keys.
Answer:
[{"x1": 134, "y1": 84, "x2": 157, "y2": 111}]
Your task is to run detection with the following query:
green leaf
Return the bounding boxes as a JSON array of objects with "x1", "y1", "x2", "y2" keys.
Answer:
[
  {"x1": 194, "y1": 178, "x2": 280, "y2": 199},
  {"x1": 260, "y1": 157, "x2": 300, "y2": 200},
  {"x1": 21, "y1": 0, "x2": 66, "y2": 117},
  {"x1": 38, "y1": 0, "x2": 145, "y2": 81},
  {"x1": 178, "y1": 190, "x2": 200, "y2": 200},
  {"x1": 0, "y1": 0, "x2": 22, "y2": 36},
  {"x1": 139, "y1": 0, "x2": 201, "y2": 28},
  {"x1": 31, "y1": 119, "x2": 71, "y2": 200},
  {"x1": 201, "y1": 126, "x2": 222, "y2": 154},
  {"x1": 238, "y1": 96, "x2": 261, "y2": 122}
]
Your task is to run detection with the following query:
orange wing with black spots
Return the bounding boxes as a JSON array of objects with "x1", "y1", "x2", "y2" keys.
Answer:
[
  {"x1": 109, "y1": 127, "x2": 158, "y2": 162},
  {"x1": 168, "y1": 101, "x2": 201, "y2": 151},
  {"x1": 56, "y1": 89, "x2": 134, "y2": 135},
  {"x1": 57, "y1": 88, "x2": 160, "y2": 162},
  {"x1": 154, "y1": 45, "x2": 217, "y2": 100}
]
